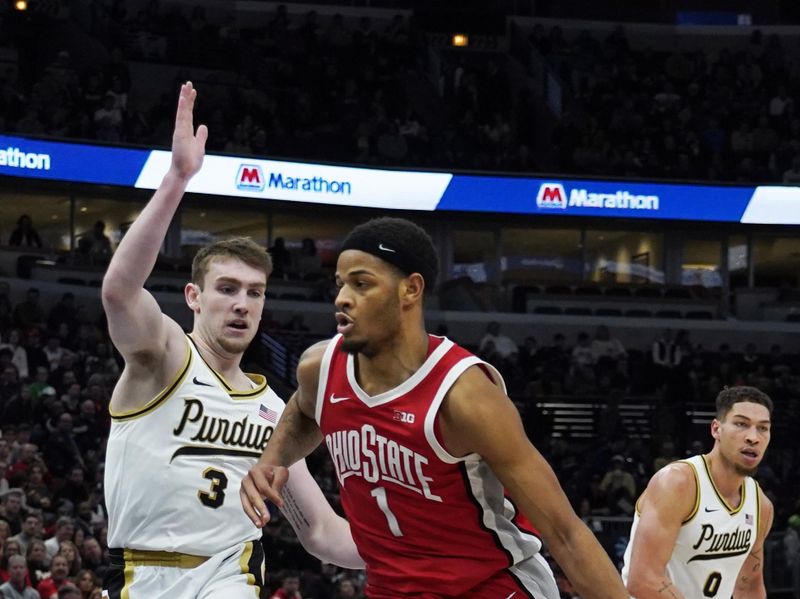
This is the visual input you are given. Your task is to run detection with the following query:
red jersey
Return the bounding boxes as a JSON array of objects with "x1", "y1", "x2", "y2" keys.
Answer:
[{"x1": 316, "y1": 335, "x2": 542, "y2": 597}]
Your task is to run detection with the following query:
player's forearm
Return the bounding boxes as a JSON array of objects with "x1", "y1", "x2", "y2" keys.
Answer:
[
  {"x1": 626, "y1": 571, "x2": 687, "y2": 599},
  {"x1": 548, "y1": 522, "x2": 631, "y2": 599},
  {"x1": 732, "y1": 581, "x2": 766, "y2": 599},
  {"x1": 261, "y1": 397, "x2": 322, "y2": 467},
  {"x1": 310, "y1": 518, "x2": 365, "y2": 569},
  {"x1": 103, "y1": 170, "x2": 189, "y2": 299}
]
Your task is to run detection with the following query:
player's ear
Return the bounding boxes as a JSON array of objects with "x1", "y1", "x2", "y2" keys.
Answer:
[
  {"x1": 710, "y1": 418, "x2": 721, "y2": 441},
  {"x1": 401, "y1": 273, "x2": 425, "y2": 306},
  {"x1": 185, "y1": 282, "x2": 201, "y2": 312}
]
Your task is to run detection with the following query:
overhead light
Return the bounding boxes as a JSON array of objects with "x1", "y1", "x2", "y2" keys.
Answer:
[
  {"x1": 14, "y1": 0, "x2": 28, "y2": 10},
  {"x1": 452, "y1": 34, "x2": 469, "y2": 47}
]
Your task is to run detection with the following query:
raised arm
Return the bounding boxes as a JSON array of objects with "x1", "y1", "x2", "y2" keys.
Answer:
[
  {"x1": 438, "y1": 366, "x2": 630, "y2": 599},
  {"x1": 733, "y1": 488, "x2": 773, "y2": 599},
  {"x1": 240, "y1": 341, "x2": 327, "y2": 527},
  {"x1": 101, "y1": 82, "x2": 207, "y2": 364},
  {"x1": 625, "y1": 464, "x2": 696, "y2": 599}
]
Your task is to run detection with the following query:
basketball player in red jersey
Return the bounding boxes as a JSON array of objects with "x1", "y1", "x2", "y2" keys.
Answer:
[{"x1": 242, "y1": 217, "x2": 628, "y2": 599}]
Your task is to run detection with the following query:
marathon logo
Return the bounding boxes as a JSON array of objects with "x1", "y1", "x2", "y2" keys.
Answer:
[
  {"x1": 0, "y1": 147, "x2": 51, "y2": 171},
  {"x1": 268, "y1": 172, "x2": 352, "y2": 195},
  {"x1": 536, "y1": 183, "x2": 659, "y2": 211},
  {"x1": 236, "y1": 164, "x2": 265, "y2": 191}
]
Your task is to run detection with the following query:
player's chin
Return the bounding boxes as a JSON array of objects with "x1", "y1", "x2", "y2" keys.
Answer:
[
  {"x1": 219, "y1": 335, "x2": 253, "y2": 354},
  {"x1": 341, "y1": 336, "x2": 367, "y2": 355}
]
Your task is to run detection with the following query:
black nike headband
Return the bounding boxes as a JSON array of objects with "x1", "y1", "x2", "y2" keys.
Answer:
[{"x1": 339, "y1": 235, "x2": 425, "y2": 280}]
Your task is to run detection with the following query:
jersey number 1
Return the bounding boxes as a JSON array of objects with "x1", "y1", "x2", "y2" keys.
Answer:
[
  {"x1": 371, "y1": 487, "x2": 404, "y2": 537},
  {"x1": 198, "y1": 468, "x2": 228, "y2": 509}
]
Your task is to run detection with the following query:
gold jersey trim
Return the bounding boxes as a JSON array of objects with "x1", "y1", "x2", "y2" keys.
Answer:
[
  {"x1": 239, "y1": 542, "x2": 256, "y2": 586},
  {"x1": 755, "y1": 479, "x2": 762, "y2": 532},
  {"x1": 122, "y1": 548, "x2": 209, "y2": 569},
  {"x1": 681, "y1": 460, "x2": 701, "y2": 524},
  {"x1": 110, "y1": 338, "x2": 193, "y2": 421},
  {"x1": 187, "y1": 335, "x2": 268, "y2": 398},
  {"x1": 701, "y1": 454, "x2": 746, "y2": 514}
]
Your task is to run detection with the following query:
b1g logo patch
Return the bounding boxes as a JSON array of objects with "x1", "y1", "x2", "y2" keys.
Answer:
[{"x1": 393, "y1": 410, "x2": 415, "y2": 424}]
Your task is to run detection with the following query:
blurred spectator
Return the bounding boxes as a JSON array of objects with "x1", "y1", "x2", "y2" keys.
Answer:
[
  {"x1": 570, "y1": 331, "x2": 595, "y2": 391},
  {"x1": 78, "y1": 538, "x2": 105, "y2": 576},
  {"x1": 43, "y1": 519, "x2": 72, "y2": 561},
  {"x1": 651, "y1": 328, "x2": 680, "y2": 388},
  {"x1": 785, "y1": 514, "x2": 800, "y2": 593},
  {"x1": 478, "y1": 321, "x2": 518, "y2": 360},
  {"x1": 0, "y1": 331, "x2": 29, "y2": 380},
  {"x1": 59, "y1": 582, "x2": 83, "y2": 599},
  {"x1": 0, "y1": 462, "x2": 8, "y2": 496},
  {"x1": 46, "y1": 295, "x2": 79, "y2": 337},
  {"x1": 43, "y1": 415, "x2": 84, "y2": 478},
  {"x1": 24, "y1": 539, "x2": 48, "y2": 586},
  {"x1": 0, "y1": 554, "x2": 38, "y2": 598},
  {"x1": 598, "y1": 455, "x2": 636, "y2": 516},
  {"x1": 56, "y1": 582, "x2": 82, "y2": 599},
  {"x1": 270, "y1": 571, "x2": 302, "y2": 599},
  {"x1": 88, "y1": 222, "x2": 112, "y2": 262},
  {"x1": 73, "y1": 569, "x2": 99, "y2": 599},
  {"x1": 0, "y1": 490, "x2": 25, "y2": 536},
  {"x1": 334, "y1": 577, "x2": 362, "y2": 599},
  {"x1": 55, "y1": 542, "x2": 80, "y2": 579},
  {"x1": 268, "y1": 238, "x2": 292, "y2": 279},
  {"x1": 295, "y1": 238, "x2": 322, "y2": 277},
  {"x1": 8, "y1": 217, "x2": 42, "y2": 249},
  {"x1": 8, "y1": 514, "x2": 41, "y2": 555},
  {"x1": 12, "y1": 290, "x2": 45, "y2": 331}
]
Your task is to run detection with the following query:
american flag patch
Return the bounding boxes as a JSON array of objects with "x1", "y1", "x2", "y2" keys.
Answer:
[
  {"x1": 745, "y1": 513, "x2": 753, "y2": 525},
  {"x1": 259, "y1": 404, "x2": 277, "y2": 423}
]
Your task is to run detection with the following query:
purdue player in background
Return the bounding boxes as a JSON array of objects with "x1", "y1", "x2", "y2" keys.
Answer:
[
  {"x1": 622, "y1": 386, "x2": 774, "y2": 599},
  {"x1": 101, "y1": 83, "x2": 363, "y2": 599}
]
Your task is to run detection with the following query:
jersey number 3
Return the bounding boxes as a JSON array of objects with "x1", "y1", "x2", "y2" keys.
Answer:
[{"x1": 198, "y1": 468, "x2": 228, "y2": 509}]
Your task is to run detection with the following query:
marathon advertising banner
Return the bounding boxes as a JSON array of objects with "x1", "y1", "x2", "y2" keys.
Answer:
[{"x1": 2, "y1": 134, "x2": 800, "y2": 224}]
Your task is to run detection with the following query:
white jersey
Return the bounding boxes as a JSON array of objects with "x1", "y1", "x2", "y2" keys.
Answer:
[
  {"x1": 622, "y1": 454, "x2": 761, "y2": 599},
  {"x1": 105, "y1": 335, "x2": 283, "y2": 556}
]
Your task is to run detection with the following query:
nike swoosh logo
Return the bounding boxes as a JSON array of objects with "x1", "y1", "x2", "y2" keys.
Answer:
[
  {"x1": 378, "y1": 243, "x2": 396, "y2": 253},
  {"x1": 330, "y1": 394, "x2": 350, "y2": 404},
  {"x1": 504, "y1": 593, "x2": 517, "y2": 599},
  {"x1": 193, "y1": 377, "x2": 213, "y2": 387},
  {"x1": 704, "y1": 507, "x2": 719, "y2": 513}
]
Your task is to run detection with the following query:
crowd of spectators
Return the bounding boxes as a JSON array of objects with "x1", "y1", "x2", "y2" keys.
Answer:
[
  {"x1": 534, "y1": 24, "x2": 800, "y2": 183},
  {"x1": 3, "y1": 3, "x2": 800, "y2": 183}
]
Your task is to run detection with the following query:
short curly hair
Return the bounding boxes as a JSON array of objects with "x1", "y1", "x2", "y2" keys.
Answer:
[
  {"x1": 715, "y1": 386, "x2": 773, "y2": 419},
  {"x1": 339, "y1": 217, "x2": 438, "y2": 292}
]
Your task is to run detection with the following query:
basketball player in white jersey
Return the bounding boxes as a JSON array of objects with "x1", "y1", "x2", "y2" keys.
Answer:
[
  {"x1": 622, "y1": 386, "x2": 774, "y2": 599},
  {"x1": 100, "y1": 82, "x2": 363, "y2": 599}
]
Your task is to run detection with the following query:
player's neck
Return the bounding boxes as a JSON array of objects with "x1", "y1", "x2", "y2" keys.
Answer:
[
  {"x1": 355, "y1": 327, "x2": 429, "y2": 396},
  {"x1": 704, "y1": 451, "x2": 745, "y2": 505},
  {"x1": 189, "y1": 332, "x2": 244, "y2": 381}
]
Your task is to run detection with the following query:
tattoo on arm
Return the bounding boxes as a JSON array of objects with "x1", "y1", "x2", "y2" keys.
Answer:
[
  {"x1": 750, "y1": 549, "x2": 762, "y2": 572},
  {"x1": 279, "y1": 486, "x2": 310, "y2": 531},
  {"x1": 658, "y1": 579, "x2": 680, "y2": 599}
]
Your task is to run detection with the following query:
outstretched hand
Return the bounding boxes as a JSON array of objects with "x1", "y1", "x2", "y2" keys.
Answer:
[
  {"x1": 240, "y1": 462, "x2": 290, "y2": 528},
  {"x1": 171, "y1": 81, "x2": 208, "y2": 181}
]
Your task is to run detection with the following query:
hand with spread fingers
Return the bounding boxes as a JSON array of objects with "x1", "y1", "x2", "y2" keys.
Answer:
[{"x1": 240, "y1": 462, "x2": 290, "y2": 527}]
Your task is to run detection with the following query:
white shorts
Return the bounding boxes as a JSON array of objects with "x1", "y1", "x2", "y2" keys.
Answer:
[{"x1": 102, "y1": 541, "x2": 264, "y2": 599}]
